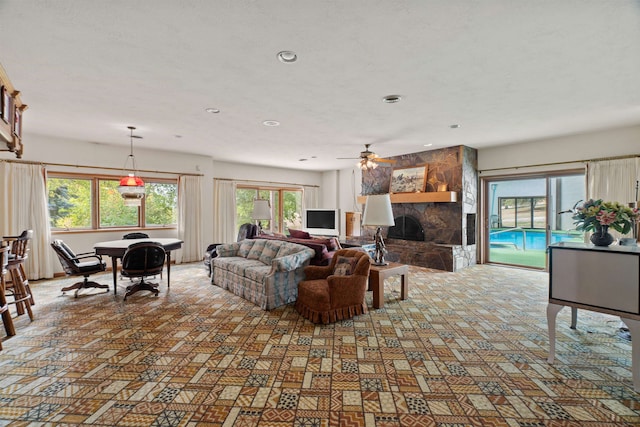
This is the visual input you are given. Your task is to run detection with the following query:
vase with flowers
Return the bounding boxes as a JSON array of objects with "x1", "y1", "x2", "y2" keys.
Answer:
[{"x1": 572, "y1": 199, "x2": 639, "y2": 247}]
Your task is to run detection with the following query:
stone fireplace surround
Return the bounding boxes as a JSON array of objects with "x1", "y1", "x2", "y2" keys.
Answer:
[{"x1": 351, "y1": 145, "x2": 478, "y2": 272}]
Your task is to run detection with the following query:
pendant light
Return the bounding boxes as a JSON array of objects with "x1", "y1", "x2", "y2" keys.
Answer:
[{"x1": 117, "y1": 126, "x2": 145, "y2": 206}]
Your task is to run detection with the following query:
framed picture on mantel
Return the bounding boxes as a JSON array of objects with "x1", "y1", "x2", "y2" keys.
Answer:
[{"x1": 390, "y1": 165, "x2": 428, "y2": 193}]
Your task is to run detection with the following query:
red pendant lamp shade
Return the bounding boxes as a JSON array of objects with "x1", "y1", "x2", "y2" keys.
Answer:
[{"x1": 119, "y1": 174, "x2": 145, "y2": 187}]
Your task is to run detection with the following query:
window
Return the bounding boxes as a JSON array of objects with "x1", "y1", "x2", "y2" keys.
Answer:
[
  {"x1": 236, "y1": 186, "x2": 302, "y2": 235},
  {"x1": 498, "y1": 197, "x2": 545, "y2": 229},
  {"x1": 48, "y1": 173, "x2": 177, "y2": 231}
]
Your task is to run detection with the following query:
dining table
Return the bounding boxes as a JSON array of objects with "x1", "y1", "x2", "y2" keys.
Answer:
[{"x1": 93, "y1": 238, "x2": 183, "y2": 295}]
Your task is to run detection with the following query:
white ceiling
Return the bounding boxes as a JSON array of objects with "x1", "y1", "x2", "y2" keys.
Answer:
[{"x1": 1, "y1": 1, "x2": 639, "y2": 171}]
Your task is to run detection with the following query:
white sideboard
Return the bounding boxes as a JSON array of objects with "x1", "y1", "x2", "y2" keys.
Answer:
[{"x1": 547, "y1": 242, "x2": 640, "y2": 392}]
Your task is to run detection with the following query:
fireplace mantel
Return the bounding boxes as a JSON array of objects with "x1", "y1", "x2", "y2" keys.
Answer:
[{"x1": 357, "y1": 191, "x2": 457, "y2": 205}]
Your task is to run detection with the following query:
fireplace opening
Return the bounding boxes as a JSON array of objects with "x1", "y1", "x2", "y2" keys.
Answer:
[{"x1": 388, "y1": 215, "x2": 424, "y2": 241}]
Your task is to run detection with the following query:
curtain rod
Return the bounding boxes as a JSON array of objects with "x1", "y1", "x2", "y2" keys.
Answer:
[
  {"x1": 479, "y1": 153, "x2": 640, "y2": 173},
  {"x1": 214, "y1": 177, "x2": 319, "y2": 188},
  {"x1": 0, "y1": 158, "x2": 202, "y2": 177}
]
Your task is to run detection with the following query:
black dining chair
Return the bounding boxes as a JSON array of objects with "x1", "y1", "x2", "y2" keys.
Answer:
[
  {"x1": 51, "y1": 240, "x2": 109, "y2": 298},
  {"x1": 123, "y1": 232, "x2": 150, "y2": 240},
  {"x1": 120, "y1": 241, "x2": 166, "y2": 300}
]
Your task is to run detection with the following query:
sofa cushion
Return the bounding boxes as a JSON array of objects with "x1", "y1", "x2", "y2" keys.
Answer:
[
  {"x1": 238, "y1": 240, "x2": 255, "y2": 257},
  {"x1": 258, "y1": 240, "x2": 281, "y2": 264},
  {"x1": 289, "y1": 229, "x2": 311, "y2": 239},
  {"x1": 247, "y1": 239, "x2": 267, "y2": 260},
  {"x1": 333, "y1": 256, "x2": 358, "y2": 276}
]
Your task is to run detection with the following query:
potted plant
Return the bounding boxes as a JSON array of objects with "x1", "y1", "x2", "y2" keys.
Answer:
[{"x1": 572, "y1": 199, "x2": 639, "y2": 246}]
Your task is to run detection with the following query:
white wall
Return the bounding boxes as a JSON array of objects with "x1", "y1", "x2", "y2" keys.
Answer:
[
  {"x1": 16, "y1": 133, "x2": 323, "y2": 274},
  {"x1": 478, "y1": 124, "x2": 640, "y2": 175}
]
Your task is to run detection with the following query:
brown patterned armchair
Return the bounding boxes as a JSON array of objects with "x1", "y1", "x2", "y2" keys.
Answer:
[{"x1": 295, "y1": 249, "x2": 371, "y2": 324}]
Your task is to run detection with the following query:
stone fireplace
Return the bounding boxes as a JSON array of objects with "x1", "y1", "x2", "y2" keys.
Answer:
[
  {"x1": 388, "y1": 215, "x2": 424, "y2": 241},
  {"x1": 358, "y1": 145, "x2": 478, "y2": 271}
]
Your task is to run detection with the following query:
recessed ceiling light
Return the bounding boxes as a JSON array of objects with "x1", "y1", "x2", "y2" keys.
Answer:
[
  {"x1": 205, "y1": 108, "x2": 220, "y2": 114},
  {"x1": 382, "y1": 95, "x2": 402, "y2": 103},
  {"x1": 423, "y1": 143, "x2": 433, "y2": 147},
  {"x1": 277, "y1": 51, "x2": 297, "y2": 63},
  {"x1": 263, "y1": 120, "x2": 280, "y2": 127},
  {"x1": 450, "y1": 124, "x2": 460, "y2": 128}
]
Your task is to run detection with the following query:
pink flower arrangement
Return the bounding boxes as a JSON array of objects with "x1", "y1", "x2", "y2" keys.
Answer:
[{"x1": 572, "y1": 199, "x2": 639, "y2": 234}]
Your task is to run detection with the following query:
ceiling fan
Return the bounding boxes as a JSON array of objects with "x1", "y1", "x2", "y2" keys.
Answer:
[{"x1": 337, "y1": 144, "x2": 396, "y2": 170}]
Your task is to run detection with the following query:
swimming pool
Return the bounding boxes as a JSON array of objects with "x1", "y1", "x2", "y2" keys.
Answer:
[{"x1": 489, "y1": 229, "x2": 582, "y2": 250}]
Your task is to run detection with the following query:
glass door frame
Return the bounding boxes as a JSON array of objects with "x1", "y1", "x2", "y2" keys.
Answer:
[{"x1": 480, "y1": 169, "x2": 586, "y2": 271}]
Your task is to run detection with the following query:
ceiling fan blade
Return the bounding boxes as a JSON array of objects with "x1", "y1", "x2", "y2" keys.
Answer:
[
  {"x1": 374, "y1": 158, "x2": 396, "y2": 163},
  {"x1": 336, "y1": 157, "x2": 360, "y2": 160}
]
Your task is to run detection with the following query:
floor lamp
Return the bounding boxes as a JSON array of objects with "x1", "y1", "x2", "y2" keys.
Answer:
[
  {"x1": 252, "y1": 199, "x2": 272, "y2": 234},
  {"x1": 362, "y1": 194, "x2": 395, "y2": 266}
]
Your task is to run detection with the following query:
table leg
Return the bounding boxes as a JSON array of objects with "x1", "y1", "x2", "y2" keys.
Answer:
[
  {"x1": 166, "y1": 252, "x2": 171, "y2": 288},
  {"x1": 369, "y1": 271, "x2": 383, "y2": 309},
  {"x1": 570, "y1": 307, "x2": 577, "y2": 329},
  {"x1": 111, "y1": 257, "x2": 118, "y2": 295},
  {"x1": 400, "y1": 273, "x2": 408, "y2": 300},
  {"x1": 546, "y1": 303, "x2": 564, "y2": 364},
  {"x1": 621, "y1": 317, "x2": 640, "y2": 392}
]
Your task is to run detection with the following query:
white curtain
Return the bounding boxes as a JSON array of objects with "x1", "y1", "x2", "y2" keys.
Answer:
[
  {"x1": 213, "y1": 179, "x2": 237, "y2": 244},
  {"x1": 302, "y1": 186, "x2": 319, "y2": 211},
  {"x1": 587, "y1": 157, "x2": 640, "y2": 239},
  {"x1": 588, "y1": 158, "x2": 640, "y2": 203},
  {"x1": 0, "y1": 162, "x2": 54, "y2": 279},
  {"x1": 176, "y1": 175, "x2": 203, "y2": 263}
]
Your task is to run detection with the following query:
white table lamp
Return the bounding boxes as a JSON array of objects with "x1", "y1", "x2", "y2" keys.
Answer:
[
  {"x1": 362, "y1": 194, "x2": 395, "y2": 265},
  {"x1": 252, "y1": 199, "x2": 272, "y2": 233}
]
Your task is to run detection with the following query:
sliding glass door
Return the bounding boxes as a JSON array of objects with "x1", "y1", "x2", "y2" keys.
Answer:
[{"x1": 484, "y1": 173, "x2": 585, "y2": 269}]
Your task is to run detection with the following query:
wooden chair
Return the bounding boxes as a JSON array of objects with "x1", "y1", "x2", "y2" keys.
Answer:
[
  {"x1": 295, "y1": 249, "x2": 371, "y2": 324},
  {"x1": 121, "y1": 242, "x2": 166, "y2": 300},
  {"x1": 51, "y1": 240, "x2": 109, "y2": 298},
  {"x1": 0, "y1": 246, "x2": 16, "y2": 349},
  {"x1": 2, "y1": 230, "x2": 35, "y2": 307},
  {"x1": 2, "y1": 230, "x2": 34, "y2": 320}
]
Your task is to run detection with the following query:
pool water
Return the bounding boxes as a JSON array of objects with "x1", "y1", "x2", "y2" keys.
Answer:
[{"x1": 489, "y1": 229, "x2": 582, "y2": 250}]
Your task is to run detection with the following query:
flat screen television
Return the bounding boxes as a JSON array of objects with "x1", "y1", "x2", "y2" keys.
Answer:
[{"x1": 303, "y1": 208, "x2": 340, "y2": 236}]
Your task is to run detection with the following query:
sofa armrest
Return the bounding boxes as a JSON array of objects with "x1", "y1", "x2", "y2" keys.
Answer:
[
  {"x1": 272, "y1": 248, "x2": 314, "y2": 272},
  {"x1": 216, "y1": 242, "x2": 241, "y2": 257}
]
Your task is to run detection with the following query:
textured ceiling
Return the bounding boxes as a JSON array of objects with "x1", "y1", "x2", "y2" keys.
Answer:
[{"x1": 1, "y1": 0, "x2": 639, "y2": 171}]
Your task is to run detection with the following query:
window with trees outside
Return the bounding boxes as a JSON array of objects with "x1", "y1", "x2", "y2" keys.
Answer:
[
  {"x1": 236, "y1": 186, "x2": 302, "y2": 235},
  {"x1": 48, "y1": 173, "x2": 177, "y2": 231}
]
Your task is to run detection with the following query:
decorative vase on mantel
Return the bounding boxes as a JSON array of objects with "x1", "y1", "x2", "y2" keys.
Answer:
[{"x1": 590, "y1": 225, "x2": 614, "y2": 247}]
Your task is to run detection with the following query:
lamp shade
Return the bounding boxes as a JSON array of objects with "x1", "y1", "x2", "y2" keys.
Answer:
[
  {"x1": 252, "y1": 199, "x2": 272, "y2": 220},
  {"x1": 362, "y1": 194, "x2": 395, "y2": 226}
]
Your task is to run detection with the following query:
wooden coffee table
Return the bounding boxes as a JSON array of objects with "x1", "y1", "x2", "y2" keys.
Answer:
[{"x1": 368, "y1": 262, "x2": 409, "y2": 308}]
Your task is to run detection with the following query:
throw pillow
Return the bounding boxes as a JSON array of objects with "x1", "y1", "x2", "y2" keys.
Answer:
[
  {"x1": 289, "y1": 229, "x2": 311, "y2": 239},
  {"x1": 247, "y1": 239, "x2": 267, "y2": 260},
  {"x1": 238, "y1": 240, "x2": 255, "y2": 257},
  {"x1": 258, "y1": 240, "x2": 281, "y2": 264},
  {"x1": 333, "y1": 256, "x2": 358, "y2": 276}
]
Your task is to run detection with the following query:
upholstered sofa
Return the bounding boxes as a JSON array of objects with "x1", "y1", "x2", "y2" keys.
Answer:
[
  {"x1": 253, "y1": 230, "x2": 341, "y2": 266},
  {"x1": 211, "y1": 239, "x2": 315, "y2": 310}
]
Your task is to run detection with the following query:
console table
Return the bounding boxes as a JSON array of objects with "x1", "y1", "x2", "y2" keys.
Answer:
[{"x1": 547, "y1": 242, "x2": 640, "y2": 392}]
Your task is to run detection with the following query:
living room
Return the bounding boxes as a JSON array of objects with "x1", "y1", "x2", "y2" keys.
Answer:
[{"x1": 1, "y1": 2, "x2": 640, "y2": 425}]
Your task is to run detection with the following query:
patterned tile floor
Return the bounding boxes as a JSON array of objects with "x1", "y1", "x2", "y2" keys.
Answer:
[{"x1": 1, "y1": 263, "x2": 639, "y2": 426}]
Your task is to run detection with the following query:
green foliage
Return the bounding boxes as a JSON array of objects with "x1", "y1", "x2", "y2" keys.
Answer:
[
  {"x1": 47, "y1": 178, "x2": 91, "y2": 229},
  {"x1": 146, "y1": 182, "x2": 177, "y2": 226},
  {"x1": 99, "y1": 180, "x2": 138, "y2": 226}
]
